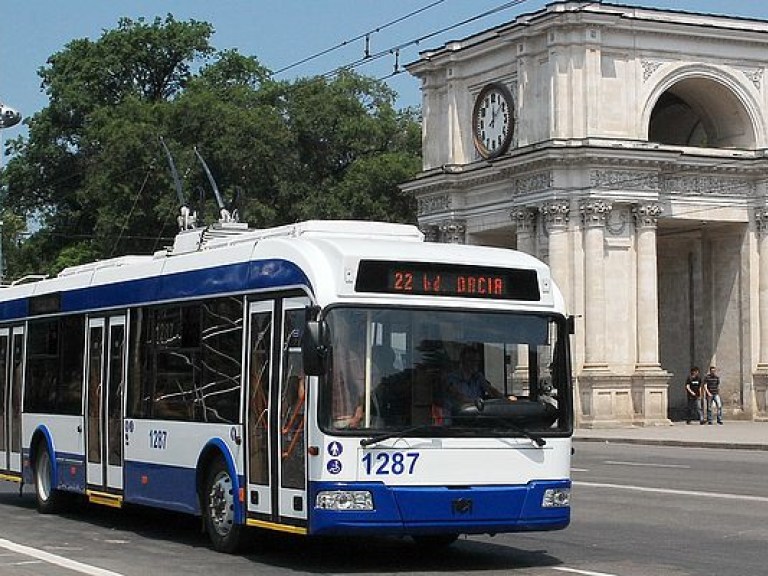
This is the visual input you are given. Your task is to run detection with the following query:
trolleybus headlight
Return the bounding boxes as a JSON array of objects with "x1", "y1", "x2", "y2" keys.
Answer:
[
  {"x1": 542, "y1": 487, "x2": 570, "y2": 508},
  {"x1": 316, "y1": 490, "x2": 374, "y2": 511}
]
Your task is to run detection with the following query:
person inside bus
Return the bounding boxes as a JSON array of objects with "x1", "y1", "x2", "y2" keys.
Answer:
[
  {"x1": 348, "y1": 344, "x2": 400, "y2": 428},
  {"x1": 445, "y1": 344, "x2": 515, "y2": 415},
  {"x1": 330, "y1": 314, "x2": 367, "y2": 429}
]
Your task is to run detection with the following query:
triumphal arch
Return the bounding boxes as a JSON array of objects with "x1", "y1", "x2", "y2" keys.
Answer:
[{"x1": 402, "y1": 1, "x2": 768, "y2": 426}]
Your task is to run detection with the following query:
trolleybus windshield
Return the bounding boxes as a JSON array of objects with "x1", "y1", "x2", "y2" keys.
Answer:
[{"x1": 319, "y1": 307, "x2": 569, "y2": 437}]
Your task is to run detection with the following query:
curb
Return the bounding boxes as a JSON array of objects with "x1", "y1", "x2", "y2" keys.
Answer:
[{"x1": 573, "y1": 436, "x2": 768, "y2": 451}]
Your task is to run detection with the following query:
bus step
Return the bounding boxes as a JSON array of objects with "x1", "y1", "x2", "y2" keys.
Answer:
[{"x1": 87, "y1": 490, "x2": 123, "y2": 508}]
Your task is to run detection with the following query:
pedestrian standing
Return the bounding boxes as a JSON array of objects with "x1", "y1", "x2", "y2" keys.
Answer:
[
  {"x1": 685, "y1": 366, "x2": 704, "y2": 425},
  {"x1": 703, "y1": 365, "x2": 723, "y2": 425}
]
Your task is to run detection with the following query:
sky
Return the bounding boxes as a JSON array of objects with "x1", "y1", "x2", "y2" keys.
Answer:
[{"x1": 2, "y1": 0, "x2": 768, "y2": 150}]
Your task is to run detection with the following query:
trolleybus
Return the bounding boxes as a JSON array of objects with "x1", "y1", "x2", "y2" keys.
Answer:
[{"x1": 0, "y1": 219, "x2": 573, "y2": 552}]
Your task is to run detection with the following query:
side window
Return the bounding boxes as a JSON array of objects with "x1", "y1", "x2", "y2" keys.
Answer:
[
  {"x1": 59, "y1": 316, "x2": 85, "y2": 414},
  {"x1": 25, "y1": 319, "x2": 58, "y2": 413},
  {"x1": 199, "y1": 297, "x2": 243, "y2": 423},
  {"x1": 128, "y1": 298, "x2": 244, "y2": 422},
  {"x1": 153, "y1": 305, "x2": 201, "y2": 420},
  {"x1": 24, "y1": 317, "x2": 84, "y2": 415},
  {"x1": 128, "y1": 308, "x2": 151, "y2": 418}
]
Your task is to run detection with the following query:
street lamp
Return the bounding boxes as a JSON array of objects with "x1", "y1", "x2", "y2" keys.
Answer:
[
  {"x1": 0, "y1": 102, "x2": 21, "y2": 129},
  {"x1": 0, "y1": 101, "x2": 23, "y2": 283}
]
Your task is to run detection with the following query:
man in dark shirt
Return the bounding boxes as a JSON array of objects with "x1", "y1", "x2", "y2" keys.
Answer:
[
  {"x1": 685, "y1": 366, "x2": 703, "y2": 425},
  {"x1": 703, "y1": 365, "x2": 723, "y2": 425}
]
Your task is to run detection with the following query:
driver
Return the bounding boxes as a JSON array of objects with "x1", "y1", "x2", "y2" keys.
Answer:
[{"x1": 445, "y1": 345, "x2": 515, "y2": 413}]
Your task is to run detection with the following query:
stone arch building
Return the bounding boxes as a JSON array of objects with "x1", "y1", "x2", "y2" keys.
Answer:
[{"x1": 401, "y1": 1, "x2": 768, "y2": 426}]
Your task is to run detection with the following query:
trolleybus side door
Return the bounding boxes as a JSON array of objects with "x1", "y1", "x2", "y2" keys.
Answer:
[
  {"x1": 6, "y1": 327, "x2": 24, "y2": 474},
  {"x1": 245, "y1": 300, "x2": 274, "y2": 517},
  {"x1": 85, "y1": 315, "x2": 126, "y2": 492},
  {"x1": 0, "y1": 328, "x2": 8, "y2": 473}
]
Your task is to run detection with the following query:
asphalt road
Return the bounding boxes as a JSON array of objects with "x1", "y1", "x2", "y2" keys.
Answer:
[{"x1": 0, "y1": 443, "x2": 766, "y2": 576}]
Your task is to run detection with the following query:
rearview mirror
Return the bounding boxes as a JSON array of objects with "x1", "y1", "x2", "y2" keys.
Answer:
[{"x1": 302, "y1": 306, "x2": 326, "y2": 376}]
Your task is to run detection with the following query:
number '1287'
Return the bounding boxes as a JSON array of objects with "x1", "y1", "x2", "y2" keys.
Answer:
[{"x1": 361, "y1": 452, "x2": 420, "y2": 475}]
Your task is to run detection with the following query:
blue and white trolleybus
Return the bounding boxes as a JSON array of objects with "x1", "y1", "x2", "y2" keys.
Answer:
[{"x1": 0, "y1": 219, "x2": 573, "y2": 552}]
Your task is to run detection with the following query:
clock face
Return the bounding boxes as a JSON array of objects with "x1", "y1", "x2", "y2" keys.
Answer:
[{"x1": 472, "y1": 83, "x2": 514, "y2": 159}]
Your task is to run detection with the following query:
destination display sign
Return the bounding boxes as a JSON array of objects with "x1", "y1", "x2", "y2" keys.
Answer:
[{"x1": 355, "y1": 260, "x2": 540, "y2": 300}]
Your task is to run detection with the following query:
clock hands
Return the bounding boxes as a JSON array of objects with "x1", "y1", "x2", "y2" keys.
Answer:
[{"x1": 489, "y1": 103, "x2": 501, "y2": 128}]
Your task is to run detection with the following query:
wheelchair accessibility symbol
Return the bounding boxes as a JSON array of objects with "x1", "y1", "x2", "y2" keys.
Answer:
[{"x1": 327, "y1": 459, "x2": 342, "y2": 474}]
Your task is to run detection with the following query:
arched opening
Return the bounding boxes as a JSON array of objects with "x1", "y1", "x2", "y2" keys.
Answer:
[{"x1": 648, "y1": 77, "x2": 756, "y2": 149}]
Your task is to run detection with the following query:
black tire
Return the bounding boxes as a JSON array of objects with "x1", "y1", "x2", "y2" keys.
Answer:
[
  {"x1": 34, "y1": 443, "x2": 62, "y2": 514},
  {"x1": 411, "y1": 533, "x2": 459, "y2": 549},
  {"x1": 203, "y1": 456, "x2": 244, "y2": 553}
]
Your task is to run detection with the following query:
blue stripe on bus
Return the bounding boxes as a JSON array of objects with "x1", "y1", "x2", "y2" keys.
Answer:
[
  {"x1": 0, "y1": 258, "x2": 310, "y2": 321},
  {"x1": 124, "y1": 460, "x2": 200, "y2": 514},
  {"x1": 308, "y1": 479, "x2": 570, "y2": 536}
]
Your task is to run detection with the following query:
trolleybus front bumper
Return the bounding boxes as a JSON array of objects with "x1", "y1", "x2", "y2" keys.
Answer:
[{"x1": 309, "y1": 479, "x2": 571, "y2": 536}]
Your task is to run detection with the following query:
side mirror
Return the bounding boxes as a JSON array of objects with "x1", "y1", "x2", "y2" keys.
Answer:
[{"x1": 302, "y1": 306, "x2": 326, "y2": 376}]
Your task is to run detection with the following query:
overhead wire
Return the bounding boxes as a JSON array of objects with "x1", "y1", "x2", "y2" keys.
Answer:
[
  {"x1": 271, "y1": 0, "x2": 448, "y2": 77},
  {"x1": 316, "y1": 0, "x2": 533, "y2": 81}
]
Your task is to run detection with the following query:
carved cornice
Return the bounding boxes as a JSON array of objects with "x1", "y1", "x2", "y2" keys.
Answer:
[
  {"x1": 417, "y1": 193, "x2": 452, "y2": 217},
  {"x1": 580, "y1": 200, "x2": 613, "y2": 227},
  {"x1": 513, "y1": 171, "x2": 554, "y2": 197},
  {"x1": 633, "y1": 203, "x2": 663, "y2": 229},
  {"x1": 591, "y1": 169, "x2": 660, "y2": 191},
  {"x1": 663, "y1": 175, "x2": 754, "y2": 196}
]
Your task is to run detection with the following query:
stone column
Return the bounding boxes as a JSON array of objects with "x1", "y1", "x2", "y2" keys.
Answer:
[
  {"x1": 756, "y1": 208, "x2": 768, "y2": 368},
  {"x1": 752, "y1": 208, "x2": 768, "y2": 418},
  {"x1": 630, "y1": 204, "x2": 671, "y2": 425},
  {"x1": 580, "y1": 200, "x2": 611, "y2": 369},
  {"x1": 540, "y1": 201, "x2": 569, "y2": 292},
  {"x1": 512, "y1": 208, "x2": 536, "y2": 256},
  {"x1": 633, "y1": 204, "x2": 663, "y2": 369}
]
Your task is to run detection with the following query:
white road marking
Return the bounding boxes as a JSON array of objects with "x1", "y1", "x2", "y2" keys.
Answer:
[
  {"x1": 570, "y1": 467, "x2": 589, "y2": 472},
  {"x1": 575, "y1": 481, "x2": 768, "y2": 503},
  {"x1": 551, "y1": 567, "x2": 621, "y2": 576},
  {"x1": 603, "y1": 460, "x2": 690, "y2": 469},
  {"x1": 0, "y1": 538, "x2": 124, "y2": 576}
]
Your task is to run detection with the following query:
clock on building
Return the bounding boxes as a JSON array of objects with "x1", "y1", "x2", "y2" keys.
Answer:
[{"x1": 471, "y1": 83, "x2": 514, "y2": 159}]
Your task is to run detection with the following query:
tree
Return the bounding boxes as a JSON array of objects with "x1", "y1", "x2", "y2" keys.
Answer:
[{"x1": 1, "y1": 17, "x2": 421, "y2": 279}]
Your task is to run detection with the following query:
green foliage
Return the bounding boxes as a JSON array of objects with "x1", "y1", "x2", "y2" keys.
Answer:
[{"x1": 0, "y1": 16, "x2": 422, "y2": 279}]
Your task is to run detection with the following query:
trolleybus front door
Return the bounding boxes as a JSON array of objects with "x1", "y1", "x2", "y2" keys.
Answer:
[
  {"x1": 245, "y1": 301, "x2": 274, "y2": 518},
  {"x1": 85, "y1": 316, "x2": 126, "y2": 493},
  {"x1": 276, "y1": 298, "x2": 308, "y2": 523},
  {"x1": 245, "y1": 297, "x2": 308, "y2": 528},
  {"x1": 0, "y1": 326, "x2": 24, "y2": 475}
]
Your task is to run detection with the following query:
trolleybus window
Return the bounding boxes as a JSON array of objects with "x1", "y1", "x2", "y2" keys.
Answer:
[
  {"x1": 127, "y1": 297, "x2": 243, "y2": 422},
  {"x1": 25, "y1": 316, "x2": 84, "y2": 415},
  {"x1": 321, "y1": 307, "x2": 568, "y2": 436}
]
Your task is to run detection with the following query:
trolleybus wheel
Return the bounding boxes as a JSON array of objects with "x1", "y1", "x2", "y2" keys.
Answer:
[
  {"x1": 411, "y1": 533, "x2": 459, "y2": 549},
  {"x1": 34, "y1": 443, "x2": 62, "y2": 514},
  {"x1": 203, "y1": 456, "x2": 244, "y2": 553}
]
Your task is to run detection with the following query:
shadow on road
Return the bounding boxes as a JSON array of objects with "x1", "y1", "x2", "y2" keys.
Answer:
[{"x1": 0, "y1": 489, "x2": 563, "y2": 573}]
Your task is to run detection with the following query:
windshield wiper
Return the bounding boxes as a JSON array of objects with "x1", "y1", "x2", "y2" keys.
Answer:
[
  {"x1": 472, "y1": 399, "x2": 547, "y2": 447},
  {"x1": 360, "y1": 424, "x2": 442, "y2": 447}
]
